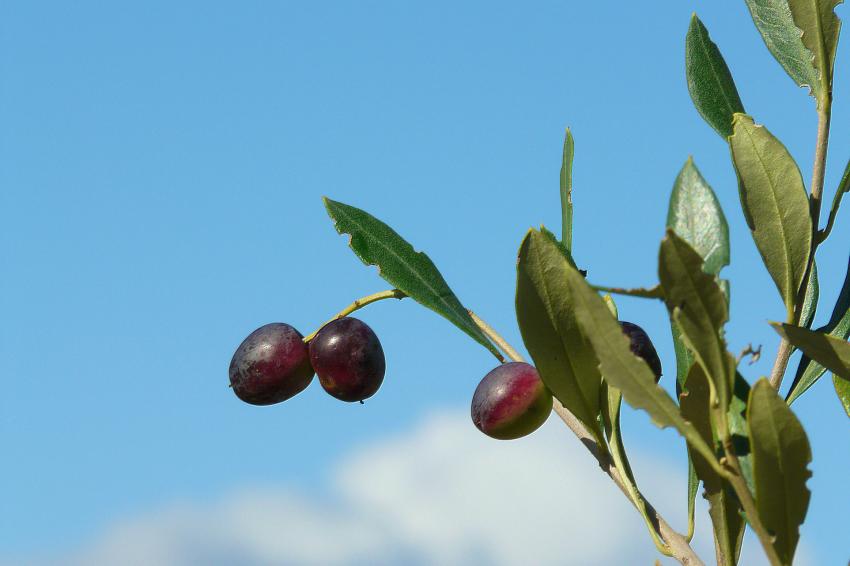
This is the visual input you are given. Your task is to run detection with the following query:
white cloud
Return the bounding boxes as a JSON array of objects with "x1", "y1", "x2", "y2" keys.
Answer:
[{"x1": 32, "y1": 409, "x2": 793, "y2": 565}]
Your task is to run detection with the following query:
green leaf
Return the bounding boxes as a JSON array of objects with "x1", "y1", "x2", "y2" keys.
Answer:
[
  {"x1": 729, "y1": 114, "x2": 812, "y2": 320},
  {"x1": 539, "y1": 225, "x2": 578, "y2": 268},
  {"x1": 659, "y1": 230, "x2": 733, "y2": 408},
  {"x1": 666, "y1": 158, "x2": 730, "y2": 389},
  {"x1": 747, "y1": 378, "x2": 812, "y2": 565},
  {"x1": 685, "y1": 457, "x2": 698, "y2": 542},
  {"x1": 788, "y1": 257, "x2": 850, "y2": 403},
  {"x1": 601, "y1": 383, "x2": 668, "y2": 554},
  {"x1": 730, "y1": 374, "x2": 756, "y2": 494},
  {"x1": 823, "y1": 156, "x2": 850, "y2": 239},
  {"x1": 686, "y1": 14, "x2": 746, "y2": 138},
  {"x1": 679, "y1": 365, "x2": 745, "y2": 565},
  {"x1": 549, "y1": 231, "x2": 723, "y2": 471},
  {"x1": 744, "y1": 0, "x2": 821, "y2": 98},
  {"x1": 515, "y1": 230, "x2": 604, "y2": 443},
  {"x1": 560, "y1": 128, "x2": 575, "y2": 250},
  {"x1": 667, "y1": 157, "x2": 731, "y2": 276},
  {"x1": 772, "y1": 322, "x2": 850, "y2": 381},
  {"x1": 800, "y1": 261, "x2": 819, "y2": 329},
  {"x1": 323, "y1": 197, "x2": 501, "y2": 360},
  {"x1": 787, "y1": 0, "x2": 843, "y2": 104},
  {"x1": 834, "y1": 374, "x2": 850, "y2": 417}
]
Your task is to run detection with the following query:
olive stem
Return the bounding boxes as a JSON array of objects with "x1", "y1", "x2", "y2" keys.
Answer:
[
  {"x1": 469, "y1": 312, "x2": 705, "y2": 566},
  {"x1": 302, "y1": 289, "x2": 407, "y2": 343}
]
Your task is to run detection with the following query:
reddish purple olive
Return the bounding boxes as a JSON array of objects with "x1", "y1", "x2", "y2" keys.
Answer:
[
  {"x1": 229, "y1": 323, "x2": 315, "y2": 405},
  {"x1": 620, "y1": 321, "x2": 663, "y2": 382},
  {"x1": 309, "y1": 317, "x2": 385, "y2": 402},
  {"x1": 471, "y1": 362, "x2": 553, "y2": 440}
]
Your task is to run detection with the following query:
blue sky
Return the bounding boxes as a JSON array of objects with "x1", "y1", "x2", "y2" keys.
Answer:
[{"x1": 1, "y1": 2, "x2": 848, "y2": 564}]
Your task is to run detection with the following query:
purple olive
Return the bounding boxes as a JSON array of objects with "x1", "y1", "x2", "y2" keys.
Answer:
[
  {"x1": 620, "y1": 321, "x2": 663, "y2": 382},
  {"x1": 229, "y1": 323, "x2": 315, "y2": 405},
  {"x1": 309, "y1": 317, "x2": 385, "y2": 402},
  {"x1": 471, "y1": 362, "x2": 553, "y2": 440}
]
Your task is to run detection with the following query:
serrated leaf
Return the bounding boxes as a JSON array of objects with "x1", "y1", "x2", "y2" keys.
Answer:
[
  {"x1": 834, "y1": 374, "x2": 850, "y2": 417},
  {"x1": 659, "y1": 230, "x2": 733, "y2": 408},
  {"x1": 560, "y1": 128, "x2": 574, "y2": 250},
  {"x1": 748, "y1": 378, "x2": 812, "y2": 565},
  {"x1": 550, "y1": 232, "x2": 723, "y2": 470},
  {"x1": 744, "y1": 0, "x2": 821, "y2": 97},
  {"x1": 788, "y1": 0, "x2": 843, "y2": 104},
  {"x1": 788, "y1": 257, "x2": 850, "y2": 403},
  {"x1": 516, "y1": 230, "x2": 604, "y2": 443},
  {"x1": 323, "y1": 198, "x2": 501, "y2": 359},
  {"x1": 686, "y1": 15, "x2": 746, "y2": 138},
  {"x1": 729, "y1": 114, "x2": 812, "y2": 320},
  {"x1": 666, "y1": 158, "x2": 731, "y2": 390},
  {"x1": 601, "y1": 383, "x2": 668, "y2": 553},
  {"x1": 772, "y1": 322, "x2": 850, "y2": 380},
  {"x1": 679, "y1": 365, "x2": 745, "y2": 565}
]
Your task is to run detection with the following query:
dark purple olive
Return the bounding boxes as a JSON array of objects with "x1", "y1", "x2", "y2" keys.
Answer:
[
  {"x1": 471, "y1": 362, "x2": 553, "y2": 440},
  {"x1": 229, "y1": 323, "x2": 315, "y2": 405},
  {"x1": 620, "y1": 321, "x2": 663, "y2": 382},
  {"x1": 309, "y1": 317, "x2": 385, "y2": 402}
]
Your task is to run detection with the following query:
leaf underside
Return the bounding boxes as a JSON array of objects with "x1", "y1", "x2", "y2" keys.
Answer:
[
  {"x1": 747, "y1": 378, "x2": 812, "y2": 565},
  {"x1": 744, "y1": 0, "x2": 820, "y2": 97},
  {"x1": 772, "y1": 323, "x2": 850, "y2": 382},
  {"x1": 729, "y1": 114, "x2": 812, "y2": 320},
  {"x1": 515, "y1": 230, "x2": 604, "y2": 443}
]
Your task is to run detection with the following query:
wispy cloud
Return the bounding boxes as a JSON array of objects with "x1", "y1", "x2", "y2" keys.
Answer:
[{"x1": 30, "y1": 410, "x2": 783, "y2": 565}]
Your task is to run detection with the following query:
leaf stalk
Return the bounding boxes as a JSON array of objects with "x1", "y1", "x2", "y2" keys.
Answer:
[{"x1": 302, "y1": 289, "x2": 407, "y2": 343}]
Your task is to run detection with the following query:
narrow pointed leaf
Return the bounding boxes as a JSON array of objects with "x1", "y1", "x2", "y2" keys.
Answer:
[
  {"x1": 667, "y1": 157, "x2": 731, "y2": 275},
  {"x1": 747, "y1": 378, "x2": 812, "y2": 565},
  {"x1": 772, "y1": 323, "x2": 850, "y2": 380},
  {"x1": 686, "y1": 15, "x2": 745, "y2": 138},
  {"x1": 729, "y1": 115, "x2": 812, "y2": 320},
  {"x1": 560, "y1": 129, "x2": 575, "y2": 250},
  {"x1": 516, "y1": 230, "x2": 604, "y2": 442},
  {"x1": 553, "y1": 235, "x2": 723, "y2": 470},
  {"x1": 659, "y1": 230, "x2": 733, "y2": 408},
  {"x1": 324, "y1": 198, "x2": 501, "y2": 359},
  {"x1": 685, "y1": 457, "x2": 698, "y2": 542},
  {"x1": 744, "y1": 0, "x2": 820, "y2": 97},
  {"x1": 788, "y1": 257, "x2": 850, "y2": 403},
  {"x1": 834, "y1": 375, "x2": 850, "y2": 417},
  {"x1": 800, "y1": 261, "x2": 819, "y2": 329},
  {"x1": 666, "y1": 158, "x2": 730, "y2": 389},
  {"x1": 787, "y1": 0, "x2": 843, "y2": 102},
  {"x1": 823, "y1": 157, "x2": 850, "y2": 238}
]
